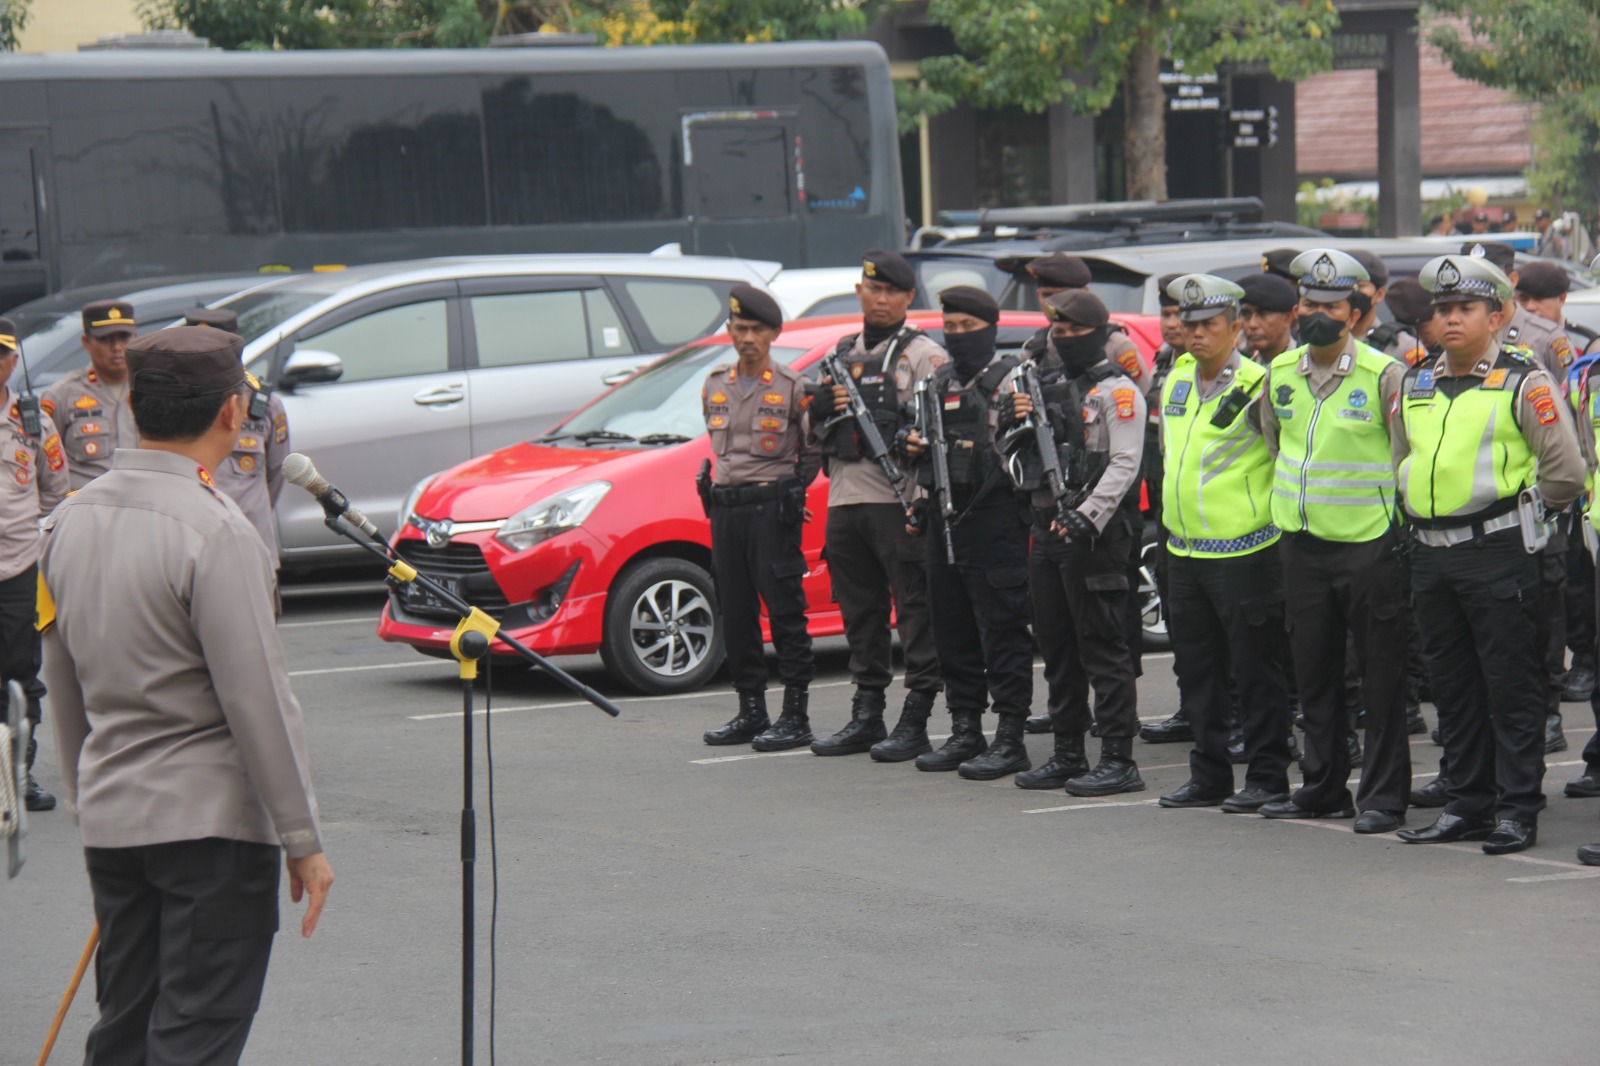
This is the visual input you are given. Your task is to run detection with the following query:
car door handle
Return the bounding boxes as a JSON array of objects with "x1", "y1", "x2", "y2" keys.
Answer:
[
  {"x1": 413, "y1": 385, "x2": 464, "y2": 407},
  {"x1": 601, "y1": 367, "x2": 643, "y2": 386}
]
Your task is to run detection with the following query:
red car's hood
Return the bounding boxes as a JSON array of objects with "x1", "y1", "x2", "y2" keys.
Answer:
[{"x1": 415, "y1": 440, "x2": 707, "y2": 523}]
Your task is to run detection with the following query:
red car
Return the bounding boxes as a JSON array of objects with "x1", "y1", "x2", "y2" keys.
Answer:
[{"x1": 378, "y1": 311, "x2": 1161, "y2": 694}]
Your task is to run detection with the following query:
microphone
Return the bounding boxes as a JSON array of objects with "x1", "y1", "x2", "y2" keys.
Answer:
[{"x1": 283, "y1": 453, "x2": 384, "y2": 541}]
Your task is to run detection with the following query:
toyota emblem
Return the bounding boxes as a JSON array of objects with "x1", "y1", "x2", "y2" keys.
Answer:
[{"x1": 425, "y1": 519, "x2": 453, "y2": 548}]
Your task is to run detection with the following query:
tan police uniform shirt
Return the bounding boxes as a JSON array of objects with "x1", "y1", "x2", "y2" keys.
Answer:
[
  {"x1": 703, "y1": 360, "x2": 819, "y2": 487},
  {"x1": 0, "y1": 391, "x2": 68, "y2": 581},
  {"x1": 41, "y1": 449, "x2": 322, "y2": 857},
  {"x1": 40, "y1": 367, "x2": 140, "y2": 490},
  {"x1": 1259, "y1": 336, "x2": 1408, "y2": 470},
  {"x1": 1390, "y1": 345, "x2": 1587, "y2": 513},
  {"x1": 806, "y1": 328, "x2": 946, "y2": 507},
  {"x1": 211, "y1": 393, "x2": 288, "y2": 559},
  {"x1": 1503, "y1": 304, "x2": 1574, "y2": 389},
  {"x1": 1105, "y1": 329, "x2": 1153, "y2": 397}
]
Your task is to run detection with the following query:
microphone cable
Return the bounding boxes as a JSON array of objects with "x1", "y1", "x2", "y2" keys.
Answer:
[{"x1": 485, "y1": 654, "x2": 500, "y2": 1066}]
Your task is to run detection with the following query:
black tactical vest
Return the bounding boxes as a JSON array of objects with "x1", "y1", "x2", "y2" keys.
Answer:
[
  {"x1": 819, "y1": 326, "x2": 920, "y2": 463},
  {"x1": 918, "y1": 357, "x2": 1017, "y2": 495}
]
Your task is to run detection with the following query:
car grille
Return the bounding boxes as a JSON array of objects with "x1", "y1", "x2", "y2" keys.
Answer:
[{"x1": 392, "y1": 541, "x2": 511, "y2": 620}]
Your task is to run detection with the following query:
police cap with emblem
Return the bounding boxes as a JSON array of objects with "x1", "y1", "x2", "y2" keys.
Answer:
[
  {"x1": 1384, "y1": 279, "x2": 1434, "y2": 326},
  {"x1": 939, "y1": 285, "x2": 1000, "y2": 325},
  {"x1": 1460, "y1": 239, "x2": 1515, "y2": 275},
  {"x1": 1044, "y1": 289, "x2": 1109, "y2": 329},
  {"x1": 1260, "y1": 248, "x2": 1301, "y2": 281},
  {"x1": 1290, "y1": 249, "x2": 1370, "y2": 304},
  {"x1": 1028, "y1": 252, "x2": 1091, "y2": 290},
  {"x1": 183, "y1": 306, "x2": 241, "y2": 334},
  {"x1": 82, "y1": 299, "x2": 137, "y2": 339},
  {"x1": 1167, "y1": 274, "x2": 1245, "y2": 323},
  {"x1": 860, "y1": 249, "x2": 916, "y2": 292},
  {"x1": 726, "y1": 284, "x2": 783, "y2": 329},
  {"x1": 1238, "y1": 273, "x2": 1297, "y2": 314},
  {"x1": 1419, "y1": 255, "x2": 1512, "y2": 307},
  {"x1": 128, "y1": 325, "x2": 247, "y2": 398},
  {"x1": 1348, "y1": 249, "x2": 1389, "y2": 289},
  {"x1": 1156, "y1": 273, "x2": 1183, "y2": 309},
  {"x1": 1514, "y1": 261, "x2": 1570, "y2": 300},
  {"x1": 0, "y1": 316, "x2": 16, "y2": 355}
]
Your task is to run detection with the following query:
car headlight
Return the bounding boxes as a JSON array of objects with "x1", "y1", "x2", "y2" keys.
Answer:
[
  {"x1": 494, "y1": 481, "x2": 611, "y2": 553},
  {"x1": 399, "y1": 474, "x2": 437, "y2": 531}
]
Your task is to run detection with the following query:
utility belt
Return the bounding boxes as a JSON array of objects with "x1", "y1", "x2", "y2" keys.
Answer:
[
  {"x1": 710, "y1": 482, "x2": 784, "y2": 506},
  {"x1": 1409, "y1": 491, "x2": 1551, "y2": 553},
  {"x1": 1410, "y1": 511, "x2": 1521, "y2": 549}
]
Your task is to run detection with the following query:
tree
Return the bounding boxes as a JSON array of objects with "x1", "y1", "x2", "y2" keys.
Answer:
[
  {"x1": 547, "y1": 0, "x2": 881, "y2": 46},
  {"x1": 1, "y1": 0, "x2": 30, "y2": 52},
  {"x1": 137, "y1": 0, "x2": 520, "y2": 49},
  {"x1": 915, "y1": 0, "x2": 1341, "y2": 200}
]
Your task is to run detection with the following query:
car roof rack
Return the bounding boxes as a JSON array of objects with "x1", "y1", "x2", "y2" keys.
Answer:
[{"x1": 970, "y1": 197, "x2": 1266, "y2": 233}]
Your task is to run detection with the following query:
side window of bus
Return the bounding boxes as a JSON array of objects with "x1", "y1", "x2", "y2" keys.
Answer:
[
  {"x1": 618, "y1": 278, "x2": 730, "y2": 349},
  {"x1": 299, "y1": 300, "x2": 449, "y2": 385},
  {"x1": 469, "y1": 289, "x2": 636, "y2": 368}
]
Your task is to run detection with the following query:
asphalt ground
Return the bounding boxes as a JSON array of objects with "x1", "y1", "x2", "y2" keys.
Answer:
[{"x1": 6, "y1": 587, "x2": 1599, "y2": 1065}]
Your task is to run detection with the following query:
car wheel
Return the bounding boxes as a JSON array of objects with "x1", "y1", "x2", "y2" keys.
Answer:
[
  {"x1": 601, "y1": 557, "x2": 725, "y2": 694},
  {"x1": 1137, "y1": 523, "x2": 1171, "y2": 652}
]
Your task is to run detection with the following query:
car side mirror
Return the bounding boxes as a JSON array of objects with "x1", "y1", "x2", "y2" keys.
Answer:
[{"x1": 278, "y1": 349, "x2": 343, "y2": 391}]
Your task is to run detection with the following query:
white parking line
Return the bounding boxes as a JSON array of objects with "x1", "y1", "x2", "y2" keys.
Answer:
[
  {"x1": 1024, "y1": 799, "x2": 1161, "y2": 814},
  {"x1": 279, "y1": 616, "x2": 377, "y2": 630},
  {"x1": 408, "y1": 679, "x2": 858, "y2": 721},
  {"x1": 1508, "y1": 870, "x2": 1600, "y2": 883},
  {"x1": 290, "y1": 660, "x2": 444, "y2": 678}
]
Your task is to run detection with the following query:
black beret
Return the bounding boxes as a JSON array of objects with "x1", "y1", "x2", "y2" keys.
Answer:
[
  {"x1": 1348, "y1": 249, "x2": 1389, "y2": 288},
  {"x1": 1515, "y1": 261, "x2": 1570, "y2": 300},
  {"x1": 183, "y1": 306, "x2": 241, "y2": 334},
  {"x1": 1384, "y1": 279, "x2": 1433, "y2": 326},
  {"x1": 1462, "y1": 240, "x2": 1515, "y2": 274},
  {"x1": 861, "y1": 249, "x2": 916, "y2": 292},
  {"x1": 128, "y1": 325, "x2": 246, "y2": 398},
  {"x1": 0, "y1": 316, "x2": 16, "y2": 353},
  {"x1": 1027, "y1": 252, "x2": 1090, "y2": 289},
  {"x1": 1044, "y1": 289, "x2": 1109, "y2": 329},
  {"x1": 82, "y1": 299, "x2": 136, "y2": 338},
  {"x1": 1535, "y1": 208, "x2": 1552, "y2": 221},
  {"x1": 938, "y1": 285, "x2": 999, "y2": 325},
  {"x1": 1260, "y1": 248, "x2": 1301, "y2": 281},
  {"x1": 726, "y1": 284, "x2": 782, "y2": 329},
  {"x1": 1156, "y1": 274, "x2": 1183, "y2": 308},
  {"x1": 1238, "y1": 273, "x2": 1298, "y2": 314}
]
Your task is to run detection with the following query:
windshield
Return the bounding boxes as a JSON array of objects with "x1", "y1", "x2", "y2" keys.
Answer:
[
  {"x1": 553, "y1": 343, "x2": 809, "y2": 444},
  {"x1": 912, "y1": 257, "x2": 1011, "y2": 305},
  {"x1": 216, "y1": 288, "x2": 326, "y2": 345}
]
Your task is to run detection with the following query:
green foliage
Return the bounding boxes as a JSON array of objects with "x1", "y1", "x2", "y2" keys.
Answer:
[
  {"x1": 916, "y1": 0, "x2": 1339, "y2": 117},
  {"x1": 0, "y1": 0, "x2": 31, "y2": 52},
  {"x1": 1423, "y1": 1, "x2": 1600, "y2": 100},
  {"x1": 1296, "y1": 177, "x2": 1377, "y2": 235},
  {"x1": 137, "y1": 0, "x2": 494, "y2": 50},
  {"x1": 1525, "y1": 95, "x2": 1600, "y2": 218},
  {"x1": 645, "y1": 0, "x2": 880, "y2": 42}
]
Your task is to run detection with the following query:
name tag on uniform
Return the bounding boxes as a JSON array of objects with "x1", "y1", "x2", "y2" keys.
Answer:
[
  {"x1": 1164, "y1": 404, "x2": 1188, "y2": 418},
  {"x1": 1273, "y1": 406, "x2": 1294, "y2": 420},
  {"x1": 1337, "y1": 408, "x2": 1373, "y2": 422}
]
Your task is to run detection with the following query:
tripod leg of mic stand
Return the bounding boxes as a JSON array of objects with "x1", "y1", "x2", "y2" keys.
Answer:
[{"x1": 451, "y1": 624, "x2": 490, "y2": 1066}]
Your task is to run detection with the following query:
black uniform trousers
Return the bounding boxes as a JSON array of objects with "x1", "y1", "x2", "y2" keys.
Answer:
[
  {"x1": 1567, "y1": 522, "x2": 1595, "y2": 668},
  {"x1": 1582, "y1": 554, "x2": 1600, "y2": 776},
  {"x1": 1123, "y1": 508, "x2": 1146, "y2": 676},
  {"x1": 1031, "y1": 507, "x2": 1140, "y2": 739},
  {"x1": 1281, "y1": 532, "x2": 1412, "y2": 813},
  {"x1": 1166, "y1": 544, "x2": 1293, "y2": 795},
  {"x1": 1412, "y1": 531, "x2": 1547, "y2": 824},
  {"x1": 0, "y1": 563, "x2": 45, "y2": 721},
  {"x1": 1539, "y1": 528, "x2": 1569, "y2": 717},
  {"x1": 84, "y1": 837, "x2": 280, "y2": 1066},
  {"x1": 826, "y1": 502, "x2": 941, "y2": 692},
  {"x1": 710, "y1": 495, "x2": 814, "y2": 692},
  {"x1": 925, "y1": 498, "x2": 1032, "y2": 717}
]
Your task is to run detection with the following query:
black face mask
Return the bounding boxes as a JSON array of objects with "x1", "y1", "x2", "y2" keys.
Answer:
[
  {"x1": 1299, "y1": 310, "x2": 1350, "y2": 348},
  {"x1": 1052, "y1": 327, "x2": 1108, "y2": 376},
  {"x1": 945, "y1": 325, "x2": 996, "y2": 380}
]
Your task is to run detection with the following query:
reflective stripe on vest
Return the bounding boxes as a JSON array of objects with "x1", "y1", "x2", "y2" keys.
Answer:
[
  {"x1": 1269, "y1": 342, "x2": 1398, "y2": 542},
  {"x1": 1160, "y1": 354, "x2": 1278, "y2": 558},
  {"x1": 1399, "y1": 353, "x2": 1536, "y2": 522}
]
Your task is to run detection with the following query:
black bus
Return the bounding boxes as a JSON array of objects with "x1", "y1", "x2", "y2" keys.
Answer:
[{"x1": 0, "y1": 41, "x2": 903, "y2": 309}]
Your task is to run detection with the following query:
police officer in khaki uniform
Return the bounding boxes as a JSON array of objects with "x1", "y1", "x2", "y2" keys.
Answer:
[
  {"x1": 182, "y1": 308, "x2": 290, "y2": 563},
  {"x1": 1464, "y1": 241, "x2": 1574, "y2": 384},
  {"x1": 1025, "y1": 253, "x2": 1154, "y2": 399},
  {"x1": 1396, "y1": 255, "x2": 1586, "y2": 855},
  {"x1": 0, "y1": 317, "x2": 69, "y2": 811},
  {"x1": 807, "y1": 251, "x2": 945, "y2": 757},
  {"x1": 699, "y1": 285, "x2": 820, "y2": 751},
  {"x1": 1003, "y1": 289, "x2": 1148, "y2": 796},
  {"x1": 41, "y1": 300, "x2": 141, "y2": 490},
  {"x1": 42, "y1": 325, "x2": 332, "y2": 1062}
]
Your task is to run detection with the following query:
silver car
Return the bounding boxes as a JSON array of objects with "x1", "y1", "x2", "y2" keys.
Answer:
[{"x1": 218, "y1": 252, "x2": 779, "y2": 571}]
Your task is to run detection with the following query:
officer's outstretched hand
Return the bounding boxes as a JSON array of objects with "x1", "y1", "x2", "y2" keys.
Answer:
[
  {"x1": 1051, "y1": 509, "x2": 1096, "y2": 542},
  {"x1": 287, "y1": 852, "x2": 335, "y2": 938}
]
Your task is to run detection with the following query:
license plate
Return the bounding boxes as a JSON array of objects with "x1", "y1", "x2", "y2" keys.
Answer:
[{"x1": 401, "y1": 574, "x2": 460, "y2": 612}]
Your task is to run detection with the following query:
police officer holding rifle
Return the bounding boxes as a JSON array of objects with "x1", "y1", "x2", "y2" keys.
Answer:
[
  {"x1": 1000, "y1": 290, "x2": 1147, "y2": 796},
  {"x1": 896, "y1": 287, "x2": 1033, "y2": 778},
  {"x1": 699, "y1": 286, "x2": 820, "y2": 750},
  {"x1": 805, "y1": 251, "x2": 945, "y2": 760}
]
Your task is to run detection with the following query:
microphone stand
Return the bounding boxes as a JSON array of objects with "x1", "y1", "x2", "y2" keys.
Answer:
[{"x1": 322, "y1": 513, "x2": 620, "y2": 1066}]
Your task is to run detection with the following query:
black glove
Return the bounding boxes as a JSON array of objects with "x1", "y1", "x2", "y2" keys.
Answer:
[{"x1": 1058, "y1": 508, "x2": 1097, "y2": 542}]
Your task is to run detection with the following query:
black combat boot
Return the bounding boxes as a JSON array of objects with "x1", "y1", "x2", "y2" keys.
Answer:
[
  {"x1": 1405, "y1": 703, "x2": 1428, "y2": 736},
  {"x1": 915, "y1": 709, "x2": 986, "y2": 772},
  {"x1": 24, "y1": 736, "x2": 55, "y2": 812},
  {"x1": 1563, "y1": 657, "x2": 1596, "y2": 702},
  {"x1": 811, "y1": 687, "x2": 888, "y2": 756},
  {"x1": 1014, "y1": 732, "x2": 1090, "y2": 789},
  {"x1": 870, "y1": 689, "x2": 934, "y2": 762},
  {"x1": 703, "y1": 689, "x2": 769, "y2": 746},
  {"x1": 1064, "y1": 736, "x2": 1145, "y2": 797},
  {"x1": 752, "y1": 684, "x2": 813, "y2": 752},
  {"x1": 1024, "y1": 713, "x2": 1052, "y2": 734},
  {"x1": 1546, "y1": 713, "x2": 1569, "y2": 753},
  {"x1": 958, "y1": 712, "x2": 1031, "y2": 780},
  {"x1": 1140, "y1": 708, "x2": 1193, "y2": 743}
]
